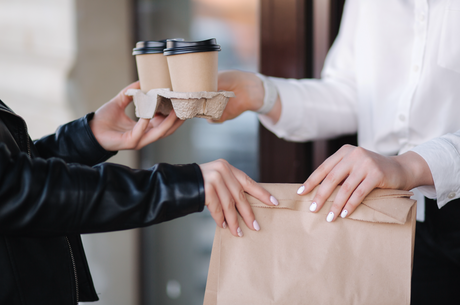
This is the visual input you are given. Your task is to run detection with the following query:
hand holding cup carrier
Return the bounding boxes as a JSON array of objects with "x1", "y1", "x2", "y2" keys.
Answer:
[
  {"x1": 127, "y1": 38, "x2": 235, "y2": 120},
  {"x1": 128, "y1": 38, "x2": 276, "y2": 237}
]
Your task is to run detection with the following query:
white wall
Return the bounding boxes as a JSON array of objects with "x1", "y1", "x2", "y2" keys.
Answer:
[{"x1": 0, "y1": 1, "x2": 139, "y2": 304}]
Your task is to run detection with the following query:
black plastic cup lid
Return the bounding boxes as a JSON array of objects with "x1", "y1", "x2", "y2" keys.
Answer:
[
  {"x1": 132, "y1": 39, "x2": 184, "y2": 55},
  {"x1": 163, "y1": 38, "x2": 221, "y2": 56}
]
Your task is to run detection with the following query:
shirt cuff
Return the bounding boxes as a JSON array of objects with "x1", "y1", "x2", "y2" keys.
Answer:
[
  {"x1": 411, "y1": 136, "x2": 460, "y2": 209},
  {"x1": 258, "y1": 77, "x2": 306, "y2": 139}
]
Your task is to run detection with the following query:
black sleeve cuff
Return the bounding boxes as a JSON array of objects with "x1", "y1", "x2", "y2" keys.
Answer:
[{"x1": 34, "y1": 113, "x2": 117, "y2": 165}]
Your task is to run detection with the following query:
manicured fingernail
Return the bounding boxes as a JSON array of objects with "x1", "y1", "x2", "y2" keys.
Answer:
[
  {"x1": 270, "y1": 196, "x2": 279, "y2": 206},
  {"x1": 341, "y1": 210, "x2": 348, "y2": 218},
  {"x1": 237, "y1": 227, "x2": 243, "y2": 237},
  {"x1": 309, "y1": 202, "x2": 317, "y2": 212},
  {"x1": 326, "y1": 212, "x2": 334, "y2": 222},
  {"x1": 222, "y1": 221, "x2": 227, "y2": 229},
  {"x1": 297, "y1": 185, "x2": 305, "y2": 195},
  {"x1": 253, "y1": 220, "x2": 260, "y2": 231}
]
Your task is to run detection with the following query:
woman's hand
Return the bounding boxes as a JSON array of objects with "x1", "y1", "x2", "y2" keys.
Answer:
[
  {"x1": 200, "y1": 159, "x2": 279, "y2": 237},
  {"x1": 214, "y1": 70, "x2": 281, "y2": 123},
  {"x1": 297, "y1": 145, "x2": 434, "y2": 222},
  {"x1": 89, "y1": 81, "x2": 184, "y2": 151}
]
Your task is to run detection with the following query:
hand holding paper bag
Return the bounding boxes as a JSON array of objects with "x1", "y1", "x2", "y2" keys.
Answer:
[
  {"x1": 204, "y1": 183, "x2": 416, "y2": 305},
  {"x1": 200, "y1": 160, "x2": 279, "y2": 237},
  {"x1": 298, "y1": 145, "x2": 432, "y2": 222}
]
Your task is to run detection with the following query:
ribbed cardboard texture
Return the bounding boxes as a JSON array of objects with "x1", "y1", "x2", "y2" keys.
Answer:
[
  {"x1": 204, "y1": 184, "x2": 417, "y2": 305},
  {"x1": 125, "y1": 89, "x2": 235, "y2": 120}
]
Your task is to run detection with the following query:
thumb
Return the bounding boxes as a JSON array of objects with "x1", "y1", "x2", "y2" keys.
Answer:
[{"x1": 119, "y1": 81, "x2": 141, "y2": 108}]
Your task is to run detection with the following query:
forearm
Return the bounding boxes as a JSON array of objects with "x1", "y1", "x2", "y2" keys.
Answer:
[
  {"x1": 34, "y1": 113, "x2": 116, "y2": 166},
  {"x1": 0, "y1": 146, "x2": 204, "y2": 236},
  {"x1": 259, "y1": 77, "x2": 358, "y2": 142}
]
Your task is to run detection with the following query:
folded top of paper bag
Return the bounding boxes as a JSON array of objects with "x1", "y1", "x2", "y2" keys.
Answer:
[{"x1": 248, "y1": 184, "x2": 415, "y2": 225}]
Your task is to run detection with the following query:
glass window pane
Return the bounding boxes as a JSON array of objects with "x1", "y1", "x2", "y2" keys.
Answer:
[{"x1": 136, "y1": 1, "x2": 259, "y2": 304}]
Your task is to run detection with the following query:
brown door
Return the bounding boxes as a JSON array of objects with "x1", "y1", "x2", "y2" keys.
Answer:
[{"x1": 259, "y1": 0, "x2": 356, "y2": 183}]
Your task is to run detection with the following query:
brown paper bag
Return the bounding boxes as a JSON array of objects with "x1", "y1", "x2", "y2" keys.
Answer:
[{"x1": 204, "y1": 183, "x2": 416, "y2": 305}]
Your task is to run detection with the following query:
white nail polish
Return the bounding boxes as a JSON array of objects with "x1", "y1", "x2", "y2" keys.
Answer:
[
  {"x1": 270, "y1": 196, "x2": 279, "y2": 206},
  {"x1": 341, "y1": 210, "x2": 348, "y2": 218},
  {"x1": 309, "y1": 202, "x2": 317, "y2": 212},
  {"x1": 237, "y1": 227, "x2": 243, "y2": 237},
  {"x1": 326, "y1": 212, "x2": 334, "y2": 222},
  {"x1": 297, "y1": 185, "x2": 305, "y2": 195},
  {"x1": 222, "y1": 221, "x2": 227, "y2": 229},
  {"x1": 253, "y1": 220, "x2": 260, "y2": 231}
]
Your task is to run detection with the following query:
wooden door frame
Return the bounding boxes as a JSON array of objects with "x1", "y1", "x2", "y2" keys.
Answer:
[
  {"x1": 259, "y1": 0, "x2": 314, "y2": 183},
  {"x1": 259, "y1": 0, "x2": 354, "y2": 183}
]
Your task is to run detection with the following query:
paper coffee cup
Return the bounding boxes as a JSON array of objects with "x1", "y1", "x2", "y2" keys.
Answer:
[
  {"x1": 164, "y1": 38, "x2": 221, "y2": 92},
  {"x1": 133, "y1": 40, "x2": 174, "y2": 92}
]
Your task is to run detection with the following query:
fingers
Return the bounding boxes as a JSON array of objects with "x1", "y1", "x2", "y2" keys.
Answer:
[
  {"x1": 217, "y1": 70, "x2": 236, "y2": 92},
  {"x1": 202, "y1": 162, "x2": 243, "y2": 237},
  {"x1": 296, "y1": 145, "x2": 388, "y2": 222},
  {"x1": 308, "y1": 158, "x2": 352, "y2": 217},
  {"x1": 204, "y1": 186, "x2": 226, "y2": 230},
  {"x1": 136, "y1": 111, "x2": 183, "y2": 149},
  {"x1": 200, "y1": 160, "x2": 277, "y2": 237},
  {"x1": 297, "y1": 146, "x2": 350, "y2": 217},
  {"x1": 210, "y1": 169, "x2": 245, "y2": 237},
  {"x1": 128, "y1": 118, "x2": 150, "y2": 145},
  {"x1": 228, "y1": 165, "x2": 279, "y2": 207},
  {"x1": 300, "y1": 145, "x2": 351, "y2": 195},
  {"x1": 211, "y1": 160, "x2": 257, "y2": 234},
  {"x1": 339, "y1": 178, "x2": 378, "y2": 219},
  {"x1": 162, "y1": 114, "x2": 185, "y2": 138}
]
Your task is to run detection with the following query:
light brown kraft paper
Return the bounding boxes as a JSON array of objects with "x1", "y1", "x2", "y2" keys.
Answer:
[
  {"x1": 135, "y1": 53, "x2": 172, "y2": 91},
  {"x1": 204, "y1": 184, "x2": 416, "y2": 305},
  {"x1": 166, "y1": 51, "x2": 218, "y2": 92}
]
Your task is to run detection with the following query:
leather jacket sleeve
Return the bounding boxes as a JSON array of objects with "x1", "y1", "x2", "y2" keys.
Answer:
[
  {"x1": 0, "y1": 143, "x2": 205, "y2": 236},
  {"x1": 33, "y1": 113, "x2": 117, "y2": 166}
]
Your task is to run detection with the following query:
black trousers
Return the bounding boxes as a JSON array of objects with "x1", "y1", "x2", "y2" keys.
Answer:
[{"x1": 411, "y1": 197, "x2": 460, "y2": 305}]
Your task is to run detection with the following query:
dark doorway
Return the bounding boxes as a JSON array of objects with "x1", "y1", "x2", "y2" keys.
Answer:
[{"x1": 258, "y1": 0, "x2": 356, "y2": 183}]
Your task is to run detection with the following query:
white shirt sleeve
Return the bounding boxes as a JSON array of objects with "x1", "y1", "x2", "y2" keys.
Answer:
[
  {"x1": 259, "y1": 0, "x2": 360, "y2": 142},
  {"x1": 411, "y1": 131, "x2": 460, "y2": 209}
]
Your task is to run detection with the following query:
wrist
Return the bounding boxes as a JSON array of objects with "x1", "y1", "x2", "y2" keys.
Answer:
[
  {"x1": 245, "y1": 72, "x2": 264, "y2": 112},
  {"x1": 393, "y1": 151, "x2": 434, "y2": 190},
  {"x1": 254, "y1": 73, "x2": 278, "y2": 115}
]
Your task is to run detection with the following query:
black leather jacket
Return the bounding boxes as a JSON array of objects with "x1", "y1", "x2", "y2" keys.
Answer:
[{"x1": 0, "y1": 100, "x2": 205, "y2": 304}]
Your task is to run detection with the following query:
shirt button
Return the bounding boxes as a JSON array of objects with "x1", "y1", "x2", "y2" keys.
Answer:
[
  {"x1": 413, "y1": 65, "x2": 419, "y2": 72},
  {"x1": 448, "y1": 192, "x2": 456, "y2": 199},
  {"x1": 399, "y1": 114, "x2": 406, "y2": 122},
  {"x1": 419, "y1": 14, "x2": 426, "y2": 22}
]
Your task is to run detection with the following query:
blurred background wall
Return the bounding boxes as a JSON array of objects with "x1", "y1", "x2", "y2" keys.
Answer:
[{"x1": 0, "y1": 0, "x2": 260, "y2": 304}]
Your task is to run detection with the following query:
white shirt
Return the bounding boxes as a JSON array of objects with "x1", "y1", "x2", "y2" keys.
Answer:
[{"x1": 259, "y1": 0, "x2": 460, "y2": 221}]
